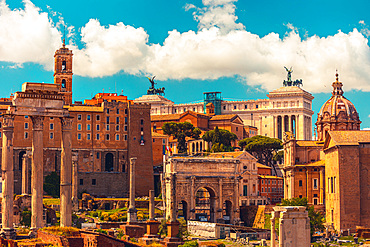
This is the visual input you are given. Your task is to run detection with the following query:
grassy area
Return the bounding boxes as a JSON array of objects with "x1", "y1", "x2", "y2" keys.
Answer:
[
  {"x1": 41, "y1": 226, "x2": 79, "y2": 237},
  {"x1": 43, "y1": 198, "x2": 60, "y2": 206}
]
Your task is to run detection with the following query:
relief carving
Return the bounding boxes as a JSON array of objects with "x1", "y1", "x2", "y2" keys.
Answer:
[
  {"x1": 31, "y1": 116, "x2": 44, "y2": 130},
  {"x1": 61, "y1": 117, "x2": 73, "y2": 131},
  {"x1": 2, "y1": 114, "x2": 14, "y2": 129}
]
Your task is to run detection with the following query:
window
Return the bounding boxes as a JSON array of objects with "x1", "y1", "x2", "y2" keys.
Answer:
[
  {"x1": 96, "y1": 152, "x2": 100, "y2": 159},
  {"x1": 106, "y1": 117, "x2": 110, "y2": 124},
  {"x1": 96, "y1": 134, "x2": 100, "y2": 140},
  {"x1": 125, "y1": 109, "x2": 127, "y2": 114},
  {"x1": 314, "y1": 194, "x2": 318, "y2": 197},
  {"x1": 245, "y1": 104, "x2": 248, "y2": 109},
  {"x1": 62, "y1": 60, "x2": 66, "y2": 71},
  {"x1": 77, "y1": 124, "x2": 82, "y2": 131},
  {"x1": 50, "y1": 133, "x2": 53, "y2": 139},
  {"x1": 141, "y1": 127, "x2": 144, "y2": 132},
  {"x1": 234, "y1": 105, "x2": 236, "y2": 109},
  {"x1": 299, "y1": 195, "x2": 303, "y2": 198},
  {"x1": 116, "y1": 125, "x2": 119, "y2": 131},
  {"x1": 262, "y1": 180, "x2": 264, "y2": 185},
  {"x1": 107, "y1": 108, "x2": 110, "y2": 114},
  {"x1": 92, "y1": 179, "x2": 96, "y2": 185},
  {"x1": 61, "y1": 79, "x2": 66, "y2": 88},
  {"x1": 124, "y1": 135, "x2": 127, "y2": 141},
  {"x1": 236, "y1": 127, "x2": 238, "y2": 131},
  {"x1": 78, "y1": 133, "x2": 81, "y2": 140},
  {"x1": 50, "y1": 123, "x2": 54, "y2": 130},
  {"x1": 87, "y1": 124, "x2": 91, "y2": 131},
  {"x1": 24, "y1": 132, "x2": 28, "y2": 139},
  {"x1": 124, "y1": 125, "x2": 128, "y2": 131},
  {"x1": 116, "y1": 109, "x2": 119, "y2": 114},
  {"x1": 313, "y1": 178, "x2": 318, "y2": 190},
  {"x1": 87, "y1": 134, "x2": 91, "y2": 140},
  {"x1": 96, "y1": 124, "x2": 100, "y2": 131},
  {"x1": 96, "y1": 115, "x2": 100, "y2": 121},
  {"x1": 77, "y1": 114, "x2": 82, "y2": 120},
  {"x1": 79, "y1": 179, "x2": 83, "y2": 185},
  {"x1": 116, "y1": 134, "x2": 119, "y2": 141},
  {"x1": 125, "y1": 117, "x2": 128, "y2": 124},
  {"x1": 141, "y1": 119, "x2": 144, "y2": 125},
  {"x1": 299, "y1": 180, "x2": 303, "y2": 187},
  {"x1": 106, "y1": 125, "x2": 110, "y2": 131},
  {"x1": 0, "y1": 122, "x2": 1, "y2": 128},
  {"x1": 25, "y1": 115, "x2": 28, "y2": 118},
  {"x1": 223, "y1": 105, "x2": 226, "y2": 110},
  {"x1": 116, "y1": 117, "x2": 119, "y2": 124},
  {"x1": 50, "y1": 117, "x2": 53, "y2": 120},
  {"x1": 87, "y1": 115, "x2": 91, "y2": 121},
  {"x1": 106, "y1": 134, "x2": 110, "y2": 140},
  {"x1": 256, "y1": 105, "x2": 259, "y2": 109},
  {"x1": 25, "y1": 123, "x2": 28, "y2": 129},
  {"x1": 243, "y1": 185, "x2": 248, "y2": 196}
]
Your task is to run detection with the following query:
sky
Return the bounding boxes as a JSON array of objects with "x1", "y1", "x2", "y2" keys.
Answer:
[{"x1": 0, "y1": 0, "x2": 370, "y2": 130}]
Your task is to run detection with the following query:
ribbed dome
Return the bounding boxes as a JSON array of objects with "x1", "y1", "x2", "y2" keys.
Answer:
[{"x1": 316, "y1": 73, "x2": 361, "y2": 141}]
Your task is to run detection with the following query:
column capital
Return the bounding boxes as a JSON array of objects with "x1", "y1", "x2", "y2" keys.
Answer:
[
  {"x1": 2, "y1": 114, "x2": 14, "y2": 129},
  {"x1": 130, "y1": 157, "x2": 137, "y2": 164},
  {"x1": 31, "y1": 116, "x2": 44, "y2": 131},
  {"x1": 61, "y1": 117, "x2": 73, "y2": 131}
]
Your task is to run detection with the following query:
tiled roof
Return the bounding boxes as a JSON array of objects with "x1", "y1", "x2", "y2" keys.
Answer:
[
  {"x1": 328, "y1": 130, "x2": 370, "y2": 145},
  {"x1": 257, "y1": 163, "x2": 272, "y2": 169},
  {"x1": 296, "y1": 140, "x2": 324, "y2": 147},
  {"x1": 259, "y1": 175, "x2": 283, "y2": 179},
  {"x1": 67, "y1": 105, "x2": 104, "y2": 112},
  {"x1": 210, "y1": 114, "x2": 238, "y2": 121},
  {"x1": 151, "y1": 114, "x2": 181, "y2": 121},
  {"x1": 208, "y1": 151, "x2": 244, "y2": 158}
]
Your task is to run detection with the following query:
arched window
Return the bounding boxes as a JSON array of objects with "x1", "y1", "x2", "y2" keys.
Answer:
[
  {"x1": 62, "y1": 61, "x2": 66, "y2": 71},
  {"x1": 105, "y1": 153, "x2": 114, "y2": 172},
  {"x1": 61, "y1": 79, "x2": 66, "y2": 89}
]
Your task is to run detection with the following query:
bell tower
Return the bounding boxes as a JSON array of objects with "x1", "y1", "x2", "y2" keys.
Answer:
[{"x1": 54, "y1": 38, "x2": 73, "y2": 105}]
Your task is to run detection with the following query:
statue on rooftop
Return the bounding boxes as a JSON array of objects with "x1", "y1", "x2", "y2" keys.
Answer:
[
  {"x1": 283, "y1": 66, "x2": 303, "y2": 87},
  {"x1": 147, "y1": 76, "x2": 165, "y2": 95}
]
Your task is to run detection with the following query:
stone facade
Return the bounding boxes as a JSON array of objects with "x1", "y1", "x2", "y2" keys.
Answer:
[
  {"x1": 0, "y1": 43, "x2": 154, "y2": 198},
  {"x1": 135, "y1": 85, "x2": 314, "y2": 140},
  {"x1": 164, "y1": 152, "x2": 265, "y2": 224}
]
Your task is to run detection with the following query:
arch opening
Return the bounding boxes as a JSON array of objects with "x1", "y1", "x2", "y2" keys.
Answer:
[
  {"x1": 105, "y1": 153, "x2": 114, "y2": 172},
  {"x1": 195, "y1": 187, "x2": 216, "y2": 222}
]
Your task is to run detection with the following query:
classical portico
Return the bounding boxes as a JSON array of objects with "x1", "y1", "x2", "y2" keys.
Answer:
[{"x1": 1, "y1": 82, "x2": 73, "y2": 238}]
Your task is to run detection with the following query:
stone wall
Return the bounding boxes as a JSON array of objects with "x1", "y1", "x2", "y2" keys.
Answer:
[{"x1": 187, "y1": 221, "x2": 220, "y2": 239}]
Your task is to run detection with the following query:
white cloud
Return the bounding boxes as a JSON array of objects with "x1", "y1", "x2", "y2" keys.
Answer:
[{"x1": 1, "y1": 0, "x2": 370, "y2": 94}]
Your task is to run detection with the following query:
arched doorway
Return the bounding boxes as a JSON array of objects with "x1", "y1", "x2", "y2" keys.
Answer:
[
  {"x1": 195, "y1": 187, "x2": 216, "y2": 222},
  {"x1": 19, "y1": 151, "x2": 26, "y2": 171},
  {"x1": 105, "y1": 153, "x2": 114, "y2": 172},
  {"x1": 178, "y1": 200, "x2": 188, "y2": 221},
  {"x1": 224, "y1": 200, "x2": 232, "y2": 224}
]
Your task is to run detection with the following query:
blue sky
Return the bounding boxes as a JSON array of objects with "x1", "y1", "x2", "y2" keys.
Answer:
[{"x1": 0, "y1": 0, "x2": 369, "y2": 129}]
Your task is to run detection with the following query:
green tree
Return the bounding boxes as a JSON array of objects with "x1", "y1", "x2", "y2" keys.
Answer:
[
  {"x1": 280, "y1": 197, "x2": 325, "y2": 236},
  {"x1": 202, "y1": 126, "x2": 237, "y2": 152},
  {"x1": 43, "y1": 172, "x2": 60, "y2": 198},
  {"x1": 162, "y1": 122, "x2": 201, "y2": 153},
  {"x1": 238, "y1": 135, "x2": 282, "y2": 173},
  {"x1": 20, "y1": 208, "x2": 31, "y2": 226}
]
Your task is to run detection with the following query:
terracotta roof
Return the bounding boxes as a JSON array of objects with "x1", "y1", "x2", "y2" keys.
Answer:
[
  {"x1": 151, "y1": 114, "x2": 181, "y2": 121},
  {"x1": 152, "y1": 132, "x2": 169, "y2": 138},
  {"x1": 296, "y1": 140, "x2": 324, "y2": 147},
  {"x1": 208, "y1": 151, "x2": 244, "y2": 158},
  {"x1": 67, "y1": 105, "x2": 104, "y2": 112},
  {"x1": 210, "y1": 114, "x2": 238, "y2": 121},
  {"x1": 257, "y1": 163, "x2": 272, "y2": 169},
  {"x1": 328, "y1": 130, "x2": 370, "y2": 145},
  {"x1": 296, "y1": 160, "x2": 325, "y2": 167},
  {"x1": 259, "y1": 175, "x2": 283, "y2": 179}
]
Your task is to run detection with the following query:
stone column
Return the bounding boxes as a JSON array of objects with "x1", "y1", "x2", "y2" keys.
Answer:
[
  {"x1": 190, "y1": 175, "x2": 195, "y2": 220},
  {"x1": 72, "y1": 152, "x2": 79, "y2": 211},
  {"x1": 169, "y1": 173, "x2": 177, "y2": 222},
  {"x1": 270, "y1": 211, "x2": 276, "y2": 247},
  {"x1": 60, "y1": 117, "x2": 73, "y2": 227},
  {"x1": 319, "y1": 168, "x2": 324, "y2": 205},
  {"x1": 306, "y1": 169, "x2": 309, "y2": 202},
  {"x1": 31, "y1": 116, "x2": 44, "y2": 230},
  {"x1": 1, "y1": 114, "x2": 15, "y2": 239},
  {"x1": 22, "y1": 151, "x2": 31, "y2": 195},
  {"x1": 149, "y1": 190, "x2": 155, "y2": 221},
  {"x1": 127, "y1": 157, "x2": 137, "y2": 223},
  {"x1": 288, "y1": 115, "x2": 292, "y2": 133},
  {"x1": 218, "y1": 178, "x2": 223, "y2": 220}
]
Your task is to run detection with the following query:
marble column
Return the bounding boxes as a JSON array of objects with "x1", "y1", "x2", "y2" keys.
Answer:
[
  {"x1": 169, "y1": 173, "x2": 177, "y2": 222},
  {"x1": 60, "y1": 117, "x2": 73, "y2": 227},
  {"x1": 270, "y1": 211, "x2": 276, "y2": 247},
  {"x1": 190, "y1": 176, "x2": 195, "y2": 220},
  {"x1": 31, "y1": 116, "x2": 44, "y2": 230},
  {"x1": 72, "y1": 152, "x2": 79, "y2": 211},
  {"x1": 1, "y1": 114, "x2": 15, "y2": 239},
  {"x1": 218, "y1": 178, "x2": 223, "y2": 220},
  {"x1": 127, "y1": 157, "x2": 137, "y2": 223},
  {"x1": 319, "y1": 168, "x2": 324, "y2": 205},
  {"x1": 21, "y1": 151, "x2": 31, "y2": 195},
  {"x1": 149, "y1": 190, "x2": 155, "y2": 221}
]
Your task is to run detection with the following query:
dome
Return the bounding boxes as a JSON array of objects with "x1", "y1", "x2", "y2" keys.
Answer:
[{"x1": 316, "y1": 73, "x2": 361, "y2": 141}]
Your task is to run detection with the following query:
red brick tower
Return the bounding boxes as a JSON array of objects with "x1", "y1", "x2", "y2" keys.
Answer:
[{"x1": 54, "y1": 38, "x2": 73, "y2": 105}]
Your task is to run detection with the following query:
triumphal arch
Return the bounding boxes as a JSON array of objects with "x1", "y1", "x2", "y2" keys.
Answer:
[
  {"x1": 1, "y1": 82, "x2": 72, "y2": 238},
  {"x1": 165, "y1": 152, "x2": 263, "y2": 224}
]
